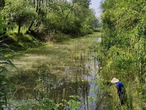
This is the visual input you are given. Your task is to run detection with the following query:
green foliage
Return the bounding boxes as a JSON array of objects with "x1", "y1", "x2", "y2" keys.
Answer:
[
  {"x1": 0, "y1": 0, "x2": 98, "y2": 44},
  {"x1": 62, "y1": 95, "x2": 81, "y2": 110},
  {"x1": 98, "y1": 0, "x2": 146, "y2": 109},
  {"x1": 2, "y1": 0, "x2": 37, "y2": 33},
  {"x1": 93, "y1": 28, "x2": 102, "y2": 32},
  {"x1": 7, "y1": 98, "x2": 57, "y2": 110},
  {"x1": 7, "y1": 32, "x2": 42, "y2": 51},
  {"x1": 41, "y1": 0, "x2": 97, "y2": 36},
  {"x1": 40, "y1": 98, "x2": 57, "y2": 110},
  {"x1": 0, "y1": 15, "x2": 14, "y2": 109}
]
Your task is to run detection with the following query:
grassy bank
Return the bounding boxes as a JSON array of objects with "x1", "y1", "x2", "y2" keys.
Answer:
[{"x1": 2, "y1": 31, "x2": 44, "y2": 55}]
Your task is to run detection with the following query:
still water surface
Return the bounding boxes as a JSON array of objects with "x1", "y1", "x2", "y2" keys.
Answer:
[{"x1": 6, "y1": 37, "x2": 103, "y2": 110}]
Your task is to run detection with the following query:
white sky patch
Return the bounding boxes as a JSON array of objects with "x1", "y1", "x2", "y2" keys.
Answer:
[
  {"x1": 89, "y1": 0, "x2": 102, "y2": 18},
  {"x1": 67, "y1": 0, "x2": 102, "y2": 19}
]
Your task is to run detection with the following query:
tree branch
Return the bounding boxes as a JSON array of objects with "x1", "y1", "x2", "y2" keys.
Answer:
[{"x1": 64, "y1": 3, "x2": 74, "y2": 20}]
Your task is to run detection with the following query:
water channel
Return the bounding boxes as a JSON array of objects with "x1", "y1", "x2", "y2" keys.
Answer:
[
  {"x1": 5, "y1": 36, "x2": 103, "y2": 110},
  {"x1": 33, "y1": 51, "x2": 100, "y2": 110}
]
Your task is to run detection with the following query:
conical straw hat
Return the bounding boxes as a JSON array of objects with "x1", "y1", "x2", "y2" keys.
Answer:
[{"x1": 111, "y1": 78, "x2": 119, "y2": 83}]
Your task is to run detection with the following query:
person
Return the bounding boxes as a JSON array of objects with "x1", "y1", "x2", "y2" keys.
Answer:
[{"x1": 111, "y1": 78, "x2": 127, "y2": 105}]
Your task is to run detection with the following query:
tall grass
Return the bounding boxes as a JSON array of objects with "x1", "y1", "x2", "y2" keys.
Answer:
[{"x1": 96, "y1": 0, "x2": 146, "y2": 109}]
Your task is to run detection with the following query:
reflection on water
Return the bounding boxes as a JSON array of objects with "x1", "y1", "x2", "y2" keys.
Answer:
[
  {"x1": 46, "y1": 52, "x2": 99, "y2": 110},
  {"x1": 78, "y1": 53, "x2": 99, "y2": 110}
]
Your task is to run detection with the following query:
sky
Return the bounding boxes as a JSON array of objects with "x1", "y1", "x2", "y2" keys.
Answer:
[
  {"x1": 89, "y1": 0, "x2": 102, "y2": 18},
  {"x1": 67, "y1": 0, "x2": 102, "y2": 18}
]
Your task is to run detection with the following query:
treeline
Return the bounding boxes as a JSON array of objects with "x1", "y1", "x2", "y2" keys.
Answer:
[
  {"x1": 0, "y1": 0, "x2": 99, "y2": 42},
  {"x1": 99, "y1": 0, "x2": 146, "y2": 109}
]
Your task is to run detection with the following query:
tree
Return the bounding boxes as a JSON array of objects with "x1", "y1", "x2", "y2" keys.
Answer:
[
  {"x1": 73, "y1": 0, "x2": 91, "y2": 8},
  {"x1": 2, "y1": 0, "x2": 37, "y2": 34}
]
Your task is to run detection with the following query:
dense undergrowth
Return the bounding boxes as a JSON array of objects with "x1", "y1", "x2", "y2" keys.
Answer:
[{"x1": 94, "y1": 0, "x2": 146, "y2": 110}]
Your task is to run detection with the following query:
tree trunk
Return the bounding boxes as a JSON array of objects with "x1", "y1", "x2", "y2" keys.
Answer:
[
  {"x1": 64, "y1": 4, "x2": 74, "y2": 20},
  {"x1": 27, "y1": 0, "x2": 39, "y2": 32},
  {"x1": 36, "y1": 0, "x2": 39, "y2": 12},
  {"x1": 28, "y1": 21, "x2": 34, "y2": 31},
  {"x1": 34, "y1": 0, "x2": 35, "y2": 8},
  {"x1": 38, "y1": 0, "x2": 40, "y2": 11},
  {"x1": 18, "y1": 23, "x2": 21, "y2": 34}
]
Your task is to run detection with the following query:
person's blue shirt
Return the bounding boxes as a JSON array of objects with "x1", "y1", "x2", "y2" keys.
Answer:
[{"x1": 116, "y1": 81, "x2": 124, "y2": 93}]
